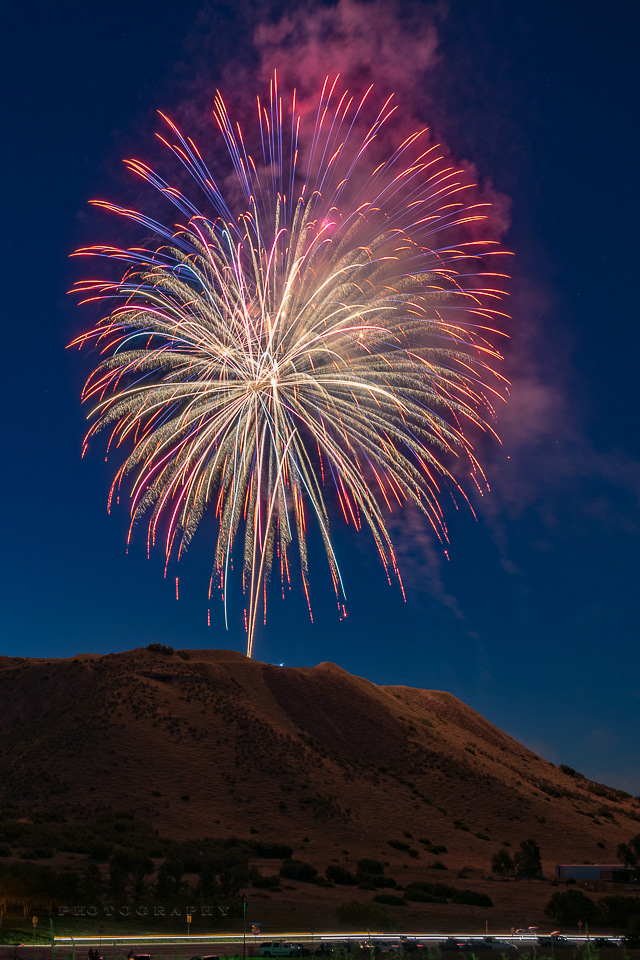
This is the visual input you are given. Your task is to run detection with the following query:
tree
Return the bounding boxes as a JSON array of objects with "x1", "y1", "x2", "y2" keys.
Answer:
[
  {"x1": 491, "y1": 850, "x2": 514, "y2": 876},
  {"x1": 597, "y1": 895, "x2": 640, "y2": 929},
  {"x1": 617, "y1": 844, "x2": 638, "y2": 868},
  {"x1": 156, "y1": 858, "x2": 184, "y2": 899},
  {"x1": 109, "y1": 849, "x2": 154, "y2": 900},
  {"x1": 545, "y1": 890, "x2": 597, "y2": 926},
  {"x1": 326, "y1": 865, "x2": 357, "y2": 885},
  {"x1": 336, "y1": 899, "x2": 394, "y2": 929},
  {"x1": 279, "y1": 860, "x2": 318, "y2": 882},
  {"x1": 514, "y1": 839, "x2": 542, "y2": 878}
]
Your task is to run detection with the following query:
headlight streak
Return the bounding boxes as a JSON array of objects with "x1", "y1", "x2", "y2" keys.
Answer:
[{"x1": 70, "y1": 72, "x2": 511, "y2": 658}]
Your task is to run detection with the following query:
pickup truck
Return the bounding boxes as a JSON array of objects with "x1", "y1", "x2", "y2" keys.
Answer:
[
  {"x1": 259, "y1": 943, "x2": 309, "y2": 957},
  {"x1": 537, "y1": 937, "x2": 578, "y2": 949}
]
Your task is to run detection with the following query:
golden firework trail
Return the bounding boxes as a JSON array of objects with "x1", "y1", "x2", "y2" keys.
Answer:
[{"x1": 70, "y1": 74, "x2": 511, "y2": 657}]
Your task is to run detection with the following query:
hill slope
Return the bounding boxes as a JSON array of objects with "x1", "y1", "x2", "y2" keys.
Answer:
[{"x1": 1, "y1": 645, "x2": 637, "y2": 882}]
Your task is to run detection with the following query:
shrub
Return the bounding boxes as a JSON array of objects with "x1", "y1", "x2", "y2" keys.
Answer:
[
  {"x1": 404, "y1": 881, "x2": 455, "y2": 899},
  {"x1": 251, "y1": 841, "x2": 294, "y2": 859},
  {"x1": 452, "y1": 890, "x2": 493, "y2": 908},
  {"x1": 387, "y1": 839, "x2": 410, "y2": 851},
  {"x1": 88, "y1": 841, "x2": 114, "y2": 861},
  {"x1": 430, "y1": 861, "x2": 448, "y2": 870},
  {"x1": 405, "y1": 891, "x2": 446, "y2": 904},
  {"x1": 560, "y1": 764, "x2": 577, "y2": 777},
  {"x1": 627, "y1": 915, "x2": 640, "y2": 939},
  {"x1": 147, "y1": 642, "x2": 174, "y2": 654},
  {"x1": 326, "y1": 864, "x2": 357, "y2": 885},
  {"x1": 373, "y1": 894, "x2": 407, "y2": 906},
  {"x1": 453, "y1": 820, "x2": 470, "y2": 832},
  {"x1": 34, "y1": 846, "x2": 54, "y2": 859},
  {"x1": 253, "y1": 874, "x2": 281, "y2": 890},
  {"x1": 336, "y1": 900, "x2": 394, "y2": 928},
  {"x1": 0, "y1": 845, "x2": 11, "y2": 857},
  {"x1": 545, "y1": 890, "x2": 597, "y2": 926},
  {"x1": 597, "y1": 895, "x2": 640, "y2": 929},
  {"x1": 279, "y1": 859, "x2": 318, "y2": 882},
  {"x1": 357, "y1": 858, "x2": 384, "y2": 875},
  {"x1": 475, "y1": 833, "x2": 489, "y2": 841}
]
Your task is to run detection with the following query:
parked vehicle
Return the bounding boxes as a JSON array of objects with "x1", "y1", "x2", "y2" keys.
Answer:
[
  {"x1": 537, "y1": 937, "x2": 578, "y2": 949},
  {"x1": 482, "y1": 939, "x2": 518, "y2": 951},
  {"x1": 591, "y1": 940, "x2": 618, "y2": 949},
  {"x1": 260, "y1": 943, "x2": 310, "y2": 958}
]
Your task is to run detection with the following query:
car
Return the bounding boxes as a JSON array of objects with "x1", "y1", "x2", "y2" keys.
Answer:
[
  {"x1": 481, "y1": 941, "x2": 518, "y2": 952},
  {"x1": 260, "y1": 943, "x2": 309, "y2": 958},
  {"x1": 441, "y1": 939, "x2": 471, "y2": 952},
  {"x1": 191, "y1": 955, "x2": 221, "y2": 960},
  {"x1": 537, "y1": 937, "x2": 578, "y2": 949},
  {"x1": 591, "y1": 940, "x2": 618, "y2": 949},
  {"x1": 378, "y1": 943, "x2": 403, "y2": 955}
]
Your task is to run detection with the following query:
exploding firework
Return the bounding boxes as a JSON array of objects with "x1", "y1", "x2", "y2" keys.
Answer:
[{"x1": 71, "y1": 74, "x2": 511, "y2": 657}]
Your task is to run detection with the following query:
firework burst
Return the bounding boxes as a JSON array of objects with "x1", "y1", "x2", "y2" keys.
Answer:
[{"x1": 71, "y1": 74, "x2": 511, "y2": 657}]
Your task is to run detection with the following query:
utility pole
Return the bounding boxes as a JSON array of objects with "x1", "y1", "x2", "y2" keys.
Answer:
[{"x1": 243, "y1": 901, "x2": 247, "y2": 960}]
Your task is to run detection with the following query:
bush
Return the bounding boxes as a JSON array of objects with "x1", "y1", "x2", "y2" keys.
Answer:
[
  {"x1": 147, "y1": 642, "x2": 174, "y2": 654},
  {"x1": 374, "y1": 877, "x2": 397, "y2": 888},
  {"x1": 253, "y1": 874, "x2": 281, "y2": 890},
  {"x1": 0, "y1": 845, "x2": 11, "y2": 857},
  {"x1": 336, "y1": 900, "x2": 394, "y2": 929},
  {"x1": 452, "y1": 890, "x2": 493, "y2": 908},
  {"x1": 430, "y1": 861, "x2": 448, "y2": 870},
  {"x1": 251, "y1": 841, "x2": 294, "y2": 859},
  {"x1": 326, "y1": 864, "x2": 357, "y2": 885},
  {"x1": 358, "y1": 858, "x2": 384, "y2": 875},
  {"x1": 373, "y1": 894, "x2": 407, "y2": 906},
  {"x1": 627, "y1": 915, "x2": 640, "y2": 939},
  {"x1": 545, "y1": 890, "x2": 597, "y2": 926},
  {"x1": 88, "y1": 841, "x2": 114, "y2": 861},
  {"x1": 388, "y1": 839, "x2": 410, "y2": 851},
  {"x1": 279, "y1": 859, "x2": 318, "y2": 882},
  {"x1": 405, "y1": 891, "x2": 446, "y2": 904},
  {"x1": 597, "y1": 896, "x2": 640, "y2": 929}
]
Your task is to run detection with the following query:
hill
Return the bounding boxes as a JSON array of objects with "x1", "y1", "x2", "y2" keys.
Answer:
[{"x1": 0, "y1": 647, "x2": 639, "y2": 934}]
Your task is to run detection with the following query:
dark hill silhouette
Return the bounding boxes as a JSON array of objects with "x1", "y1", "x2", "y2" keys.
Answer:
[{"x1": 1, "y1": 646, "x2": 638, "y2": 887}]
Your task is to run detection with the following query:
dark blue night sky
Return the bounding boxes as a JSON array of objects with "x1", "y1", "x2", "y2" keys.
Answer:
[{"x1": 1, "y1": 2, "x2": 639, "y2": 791}]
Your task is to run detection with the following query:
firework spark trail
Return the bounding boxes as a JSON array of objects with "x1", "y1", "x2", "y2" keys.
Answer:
[{"x1": 70, "y1": 75, "x2": 511, "y2": 658}]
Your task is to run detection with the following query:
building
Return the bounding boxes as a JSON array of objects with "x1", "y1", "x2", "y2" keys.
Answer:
[{"x1": 555, "y1": 864, "x2": 632, "y2": 882}]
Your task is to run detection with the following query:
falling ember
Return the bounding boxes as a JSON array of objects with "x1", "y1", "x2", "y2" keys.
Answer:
[
  {"x1": 71, "y1": 73, "x2": 511, "y2": 658},
  {"x1": 175, "y1": 577, "x2": 179, "y2": 601}
]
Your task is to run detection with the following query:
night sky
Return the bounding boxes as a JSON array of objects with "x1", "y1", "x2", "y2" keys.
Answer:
[{"x1": 2, "y1": 2, "x2": 639, "y2": 792}]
